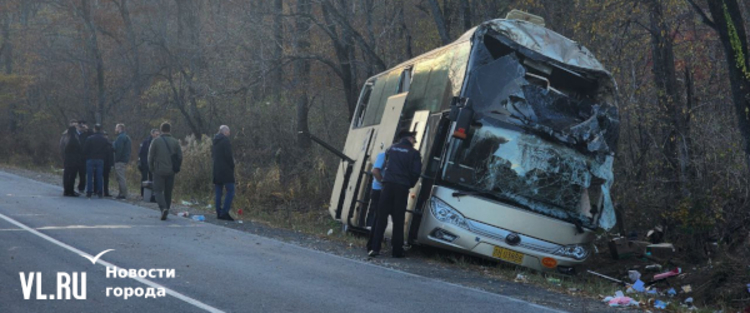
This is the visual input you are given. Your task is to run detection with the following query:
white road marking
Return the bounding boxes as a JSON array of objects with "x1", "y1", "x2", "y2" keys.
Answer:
[
  {"x1": 0, "y1": 212, "x2": 225, "y2": 313},
  {"x1": 0, "y1": 224, "x2": 197, "y2": 232}
]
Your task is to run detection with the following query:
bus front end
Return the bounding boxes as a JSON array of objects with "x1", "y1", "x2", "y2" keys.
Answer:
[{"x1": 415, "y1": 17, "x2": 619, "y2": 273}]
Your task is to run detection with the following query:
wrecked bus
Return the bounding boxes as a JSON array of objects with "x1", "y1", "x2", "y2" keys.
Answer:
[{"x1": 320, "y1": 11, "x2": 619, "y2": 273}]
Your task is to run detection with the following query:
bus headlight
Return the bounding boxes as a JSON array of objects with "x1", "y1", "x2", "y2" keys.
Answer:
[
  {"x1": 430, "y1": 197, "x2": 469, "y2": 230},
  {"x1": 553, "y1": 244, "x2": 590, "y2": 260}
]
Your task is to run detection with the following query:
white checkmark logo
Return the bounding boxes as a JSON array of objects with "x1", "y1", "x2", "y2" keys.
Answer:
[{"x1": 81, "y1": 249, "x2": 115, "y2": 264}]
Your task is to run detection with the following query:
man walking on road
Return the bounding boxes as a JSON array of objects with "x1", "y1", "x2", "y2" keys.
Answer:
[
  {"x1": 61, "y1": 119, "x2": 83, "y2": 197},
  {"x1": 113, "y1": 123, "x2": 132, "y2": 199},
  {"x1": 149, "y1": 122, "x2": 182, "y2": 220},
  {"x1": 212, "y1": 125, "x2": 236, "y2": 221},
  {"x1": 368, "y1": 130, "x2": 422, "y2": 258},
  {"x1": 82, "y1": 124, "x2": 110, "y2": 198},
  {"x1": 138, "y1": 129, "x2": 159, "y2": 199}
]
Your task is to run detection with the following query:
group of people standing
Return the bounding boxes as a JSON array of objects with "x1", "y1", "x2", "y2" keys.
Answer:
[
  {"x1": 60, "y1": 120, "x2": 131, "y2": 199},
  {"x1": 60, "y1": 120, "x2": 236, "y2": 223}
]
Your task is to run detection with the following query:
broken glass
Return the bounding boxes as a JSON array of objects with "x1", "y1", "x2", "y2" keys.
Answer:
[{"x1": 444, "y1": 125, "x2": 615, "y2": 229}]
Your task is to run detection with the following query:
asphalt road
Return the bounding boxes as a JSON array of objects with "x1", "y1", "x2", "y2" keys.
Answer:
[{"x1": 0, "y1": 171, "x2": 565, "y2": 313}]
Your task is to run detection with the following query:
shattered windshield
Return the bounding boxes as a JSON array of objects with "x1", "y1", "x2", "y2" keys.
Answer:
[{"x1": 443, "y1": 123, "x2": 614, "y2": 229}]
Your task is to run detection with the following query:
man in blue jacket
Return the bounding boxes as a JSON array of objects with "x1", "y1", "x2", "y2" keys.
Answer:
[
  {"x1": 368, "y1": 130, "x2": 422, "y2": 258},
  {"x1": 113, "y1": 123, "x2": 132, "y2": 199}
]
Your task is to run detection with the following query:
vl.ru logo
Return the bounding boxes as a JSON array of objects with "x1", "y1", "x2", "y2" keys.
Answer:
[
  {"x1": 17, "y1": 249, "x2": 112, "y2": 300},
  {"x1": 19, "y1": 272, "x2": 86, "y2": 300}
]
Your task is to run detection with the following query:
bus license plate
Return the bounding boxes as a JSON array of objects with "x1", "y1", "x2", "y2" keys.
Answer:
[{"x1": 492, "y1": 246, "x2": 524, "y2": 264}]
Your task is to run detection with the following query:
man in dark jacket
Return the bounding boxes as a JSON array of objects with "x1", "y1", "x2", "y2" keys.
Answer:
[
  {"x1": 113, "y1": 123, "x2": 132, "y2": 199},
  {"x1": 139, "y1": 129, "x2": 160, "y2": 198},
  {"x1": 82, "y1": 124, "x2": 111, "y2": 198},
  {"x1": 212, "y1": 125, "x2": 236, "y2": 221},
  {"x1": 367, "y1": 130, "x2": 422, "y2": 258},
  {"x1": 102, "y1": 131, "x2": 115, "y2": 197},
  {"x1": 149, "y1": 122, "x2": 183, "y2": 220},
  {"x1": 61, "y1": 120, "x2": 83, "y2": 197},
  {"x1": 77, "y1": 120, "x2": 93, "y2": 193}
]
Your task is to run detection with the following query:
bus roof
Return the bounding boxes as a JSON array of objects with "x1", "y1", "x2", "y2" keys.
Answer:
[
  {"x1": 380, "y1": 17, "x2": 609, "y2": 80},
  {"x1": 476, "y1": 19, "x2": 607, "y2": 73}
]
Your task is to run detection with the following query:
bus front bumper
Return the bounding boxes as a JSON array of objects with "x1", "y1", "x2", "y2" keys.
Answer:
[{"x1": 418, "y1": 196, "x2": 588, "y2": 273}]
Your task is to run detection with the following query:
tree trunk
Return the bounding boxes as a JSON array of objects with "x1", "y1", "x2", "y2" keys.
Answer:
[
  {"x1": 648, "y1": 0, "x2": 688, "y2": 195},
  {"x1": 294, "y1": 0, "x2": 311, "y2": 150},
  {"x1": 398, "y1": 2, "x2": 413, "y2": 59},
  {"x1": 705, "y1": 0, "x2": 750, "y2": 173},
  {"x1": 459, "y1": 0, "x2": 473, "y2": 31},
  {"x1": 116, "y1": 0, "x2": 143, "y2": 97},
  {"x1": 427, "y1": 0, "x2": 451, "y2": 44},
  {"x1": 269, "y1": 0, "x2": 284, "y2": 96}
]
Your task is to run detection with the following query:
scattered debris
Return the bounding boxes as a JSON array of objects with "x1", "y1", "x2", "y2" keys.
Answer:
[
  {"x1": 628, "y1": 270, "x2": 641, "y2": 282},
  {"x1": 667, "y1": 288, "x2": 677, "y2": 297},
  {"x1": 181, "y1": 200, "x2": 194, "y2": 206},
  {"x1": 238, "y1": 220, "x2": 243, "y2": 224},
  {"x1": 191, "y1": 215, "x2": 205, "y2": 222},
  {"x1": 646, "y1": 226, "x2": 664, "y2": 243},
  {"x1": 653, "y1": 268, "x2": 681, "y2": 281},
  {"x1": 327, "y1": 229, "x2": 333, "y2": 236},
  {"x1": 645, "y1": 264, "x2": 663, "y2": 272},
  {"x1": 681, "y1": 285, "x2": 692, "y2": 293},
  {"x1": 546, "y1": 277, "x2": 561, "y2": 285},
  {"x1": 238, "y1": 208, "x2": 243, "y2": 215},
  {"x1": 206, "y1": 204, "x2": 213, "y2": 209},
  {"x1": 646, "y1": 243, "x2": 676, "y2": 261},
  {"x1": 587, "y1": 270, "x2": 626, "y2": 286},
  {"x1": 608, "y1": 237, "x2": 649, "y2": 259},
  {"x1": 653, "y1": 299, "x2": 668, "y2": 309},
  {"x1": 177, "y1": 211, "x2": 189, "y2": 218},
  {"x1": 514, "y1": 273, "x2": 528, "y2": 283},
  {"x1": 632, "y1": 279, "x2": 646, "y2": 292},
  {"x1": 603, "y1": 291, "x2": 640, "y2": 307}
]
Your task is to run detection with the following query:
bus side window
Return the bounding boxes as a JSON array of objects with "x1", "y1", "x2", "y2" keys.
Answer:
[
  {"x1": 353, "y1": 82, "x2": 374, "y2": 128},
  {"x1": 398, "y1": 67, "x2": 413, "y2": 93}
]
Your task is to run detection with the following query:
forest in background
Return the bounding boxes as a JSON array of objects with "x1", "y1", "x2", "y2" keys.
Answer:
[{"x1": 0, "y1": 0, "x2": 749, "y2": 305}]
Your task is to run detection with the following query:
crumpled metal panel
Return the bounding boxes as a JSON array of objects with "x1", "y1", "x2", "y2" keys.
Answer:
[
  {"x1": 479, "y1": 19, "x2": 606, "y2": 73},
  {"x1": 464, "y1": 54, "x2": 619, "y2": 155}
]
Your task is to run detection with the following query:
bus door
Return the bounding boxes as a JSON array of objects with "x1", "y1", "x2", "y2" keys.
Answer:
[
  {"x1": 345, "y1": 93, "x2": 408, "y2": 230},
  {"x1": 402, "y1": 110, "x2": 430, "y2": 242}
]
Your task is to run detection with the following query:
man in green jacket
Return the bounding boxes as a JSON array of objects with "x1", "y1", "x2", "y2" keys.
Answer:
[
  {"x1": 113, "y1": 123, "x2": 132, "y2": 199},
  {"x1": 148, "y1": 122, "x2": 183, "y2": 220}
]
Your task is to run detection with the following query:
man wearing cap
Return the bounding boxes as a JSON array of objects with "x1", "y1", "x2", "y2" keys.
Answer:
[{"x1": 367, "y1": 130, "x2": 422, "y2": 258}]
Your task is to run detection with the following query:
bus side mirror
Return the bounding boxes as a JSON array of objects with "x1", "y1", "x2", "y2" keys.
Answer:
[{"x1": 452, "y1": 98, "x2": 473, "y2": 140}]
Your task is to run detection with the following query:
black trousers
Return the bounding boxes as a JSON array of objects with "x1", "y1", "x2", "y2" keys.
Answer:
[
  {"x1": 367, "y1": 182, "x2": 409, "y2": 256},
  {"x1": 63, "y1": 166, "x2": 78, "y2": 194},
  {"x1": 76, "y1": 165, "x2": 86, "y2": 192},
  {"x1": 365, "y1": 189, "x2": 381, "y2": 227}
]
